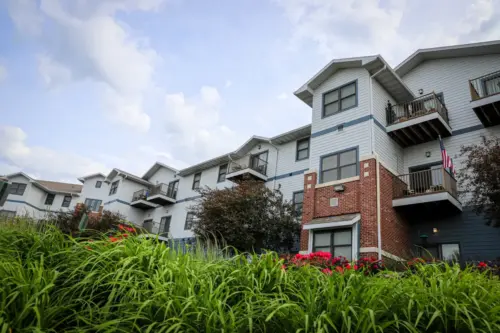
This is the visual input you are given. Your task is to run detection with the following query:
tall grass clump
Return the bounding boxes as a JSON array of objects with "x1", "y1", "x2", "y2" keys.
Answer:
[{"x1": 0, "y1": 221, "x2": 499, "y2": 332}]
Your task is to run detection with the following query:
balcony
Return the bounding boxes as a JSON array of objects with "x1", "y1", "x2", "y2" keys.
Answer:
[
  {"x1": 226, "y1": 154, "x2": 268, "y2": 182},
  {"x1": 392, "y1": 167, "x2": 462, "y2": 213},
  {"x1": 386, "y1": 93, "x2": 452, "y2": 147},
  {"x1": 146, "y1": 183, "x2": 177, "y2": 205},
  {"x1": 130, "y1": 189, "x2": 156, "y2": 209},
  {"x1": 469, "y1": 70, "x2": 500, "y2": 127}
]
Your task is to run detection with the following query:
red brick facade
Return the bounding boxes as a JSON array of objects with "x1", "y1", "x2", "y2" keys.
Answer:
[{"x1": 300, "y1": 158, "x2": 411, "y2": 260}]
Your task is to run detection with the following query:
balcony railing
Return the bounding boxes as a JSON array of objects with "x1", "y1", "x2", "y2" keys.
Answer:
[
  {"x1": 132, "y1": 189, "x2": 149, "y2": 202},
  {"x1": 393, "y1": 167, "x2": 457, "y2": 200},
  {"x1": 469, "y1": 70, "x2": 500, "y2": 101},
  {"x1": 387, "y1": 92, "x2": 449, "y2": 126},
  {"x1": 228, "y1": 155, "x2": 268, "y2": 176},
  {"x1": 150, "y1": 183, "x2": 177, "y2": 200}
]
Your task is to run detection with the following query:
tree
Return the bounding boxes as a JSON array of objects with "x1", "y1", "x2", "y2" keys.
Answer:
[
  {"x1": 458, "y1": 136, "x2": 500, "y2": 227},
  {"x1": 191, "y1": 179, "x2": 301, "y2": 252}
]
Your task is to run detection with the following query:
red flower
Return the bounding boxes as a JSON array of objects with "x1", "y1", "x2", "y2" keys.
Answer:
[
  {"x1": 109, "y1": 236, "x2": 119, "y2": 243},
  {"x1": 335, "y1": 266, "x2": 344, "y2": 273},
  {"x1": 121, "y1": 233, "x2": 129, "y2": 238},
  {"x1": 345, "y1": 263, "x2": 352, "y2": 270},
  {"x1": 478, "y1": 262, "x2": 488, "y2": 268},
  {"x1": 85, "y1": 246, "x2": 92, "y2": 251},
  {"x1": 281, "y1": 264, "x2": 287, "y2": 271},
  {"x1": 322, "y1": 268, "x2": 332, "y2": 275},
  {"x1": 354, "y1": 265, "x2": 359, "y2": 271}
]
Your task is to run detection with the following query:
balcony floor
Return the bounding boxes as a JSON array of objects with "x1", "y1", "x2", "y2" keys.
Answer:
[
  {"x1": 147, "y1": 194, "x2": 176, "y2": 205},
  {"x1": 226, "y1": 168, "x2": 268, "y2": 182},
  {"x1": 393, "y1": 191, "x2": 462, "y2": 212},
  {"x1": 471, "y1": 94, "x2": 500, "y2": 127},
  {"x1": 387, "y1": 112, "x2": 452, "y2": 148},
  {"x1": 130, "y1": 199, "x2": 157, "y2": 209}
]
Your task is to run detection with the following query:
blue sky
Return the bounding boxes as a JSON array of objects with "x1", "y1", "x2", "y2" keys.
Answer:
[{"x1": 0, "y1": 0, "x2": 499, "y2": 182}]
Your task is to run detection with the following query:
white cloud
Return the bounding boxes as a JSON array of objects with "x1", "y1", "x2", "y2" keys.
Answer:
[
  {"x1": 0, "y1": 65, "x2": 6, "y2": 82},
  {"x1": 0, "y1": 125, "x2": 108, "y2": 180},
  {"x1": 38, "y1": 54, "x2": 71, "y2": 87},
  {"x1": 275, "y1": 0, "x2": 500, "y2": 65},
  {"x1": 7, "y1": 0, "x2": 43, "y2": 35},
  {"x1": 164, "y1": 86, "x2": 241, "y2": 161},
  {"x1": 277, "y1": 92, "x2": 288, "y2": 100}
]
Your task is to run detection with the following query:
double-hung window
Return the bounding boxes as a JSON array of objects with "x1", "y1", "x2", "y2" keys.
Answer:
[
  {"x1": 109, "y1": 180, "x2": 119, "y2": 195},
  {"x1": 323, "y1": 81, "x2": 357, "y2": 117},
  {"x1": 293, "y1": 191, "x2": 304, "y2": 217},
  {"x1": 84, "y1": 198, "x2": 102, "y2": 212},
  {"x1": 192, "y1": 173, "x2": 202, "y2": 190},
  {"x1": 95, "y1": 181, "x2": 102, "y2": 188},
  {"x1": 159, "y1": 216, "x2": 171, "y2": 236},
  {"x1": 44, "y1": 193, "x2": 55, "y2": 205},
  {"x1": 320, "y1": 148, "x2": 358, "y2": 183},
  {"x1": 217, "y1": 164, "x2": 228, "y2": 183},
  {"x1": 313, "y1": 229, "x2": 352, "y2": 260},
  {"x1": 62, "y1": 195, "x2": 72, "y2": 207},
  {"x1": 9, "y1": 183, "x2": 27, "y2": 196},
  {"x1": 184, "y1": 212, "x2": 196, "y2": 230},
  {"x1": 296, "y1": 138, "x2": 310, "y2": 161}
]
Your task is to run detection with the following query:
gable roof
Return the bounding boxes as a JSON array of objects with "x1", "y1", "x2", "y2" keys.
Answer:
[
  {"x1": 105, "y1": 168, "x2": 153, "y2": 186},
  {"x1": 77, "y1": 173, "x2": 106, "y2": 184},
  {"x1": 3, "y1": 172, "x2": 82, "y2": 195},
  {"x1": 142, "y1": 162, "x2": 178, "y2": 181},
  {"x1": 177, "y1": 124, "x2": 312, "y2": 176},
  {"x1": 294, "y1": 55, "x2": 414, "y2": 106},
  {"x1": 395, "y1": 40, "x2": 500, "y2": 77}
]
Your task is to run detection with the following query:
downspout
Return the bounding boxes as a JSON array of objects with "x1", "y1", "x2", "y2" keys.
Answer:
[
  {"x1": 267, "y1": 140, "x2": 280, "y2": 190},
  {"x1": 369, "y1": 64, "x2": 386, "y2": 261}
]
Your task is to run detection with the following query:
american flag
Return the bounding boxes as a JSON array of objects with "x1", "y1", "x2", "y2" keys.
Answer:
[{"x1": 439, "y1": 136, "x2": 455, "y2": 175}]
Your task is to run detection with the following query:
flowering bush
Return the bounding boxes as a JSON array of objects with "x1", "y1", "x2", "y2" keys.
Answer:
[{"x1": 475, "y1": 260, "x2": 500, "y2": 276}]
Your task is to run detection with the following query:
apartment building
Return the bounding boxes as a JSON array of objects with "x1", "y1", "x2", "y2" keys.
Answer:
[{"x1": 1, "y1": 40, "x2": 499, "y2": 262}]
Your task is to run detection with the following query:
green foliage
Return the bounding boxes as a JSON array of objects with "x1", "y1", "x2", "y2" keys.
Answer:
[
  {"x1": 191, "y1": 180, "x2": 300, "y2": 252},
  {"x1": 1, "y1": 222, "x2": 500, "y2": 332}
]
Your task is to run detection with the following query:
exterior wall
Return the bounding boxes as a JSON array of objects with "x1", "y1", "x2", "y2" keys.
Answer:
[
  {"x1": 148, "y1": 167, "x2": 177, "y2": 186},
  {"x1": 410, "y1": 208, "x2": 500, "y2": 261},
  {"x1": 311, "y1": 68, "x2": 370, "y2": 133},
  {"x1": 374, "y1": 125, "x2": 404, "y2": 174},
  {"x1": 79, "y1": 175, "x2": 109, "y2": 204},
  {"x1": 372, "y1": 79, "x2": 396, "y2": 127}
]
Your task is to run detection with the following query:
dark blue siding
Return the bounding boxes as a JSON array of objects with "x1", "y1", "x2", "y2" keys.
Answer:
[{"x1": 410, "y1": 207, "x2": 500, "y2": 261}]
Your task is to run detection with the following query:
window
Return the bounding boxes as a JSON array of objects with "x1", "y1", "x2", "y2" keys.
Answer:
[
  {"x1": 250, "y1": 151, "x2": 268, "y2": 175},
  {"x1": 109, "y1": 180, "x2": 119, "y2": 195},
  {"x1": 9, "y1": 182, "x2": 27, "y2": 196},
  {"x1": 184, "y1": 212, "x2": 196, "y2": 230},
  {"x1": 167, "y1": 180, "x2": 179, "y2": 199},
  {"x1": 320, "y1": 148, "x2": 358, "y2": 183},
  {"x1": 419, "y1": 243, "x2": 460, "y2": 262},
  {"x1": 95, "y1": 181, "x2": 102, "y2": 188},
  {"x1": 44, "y1": 193, "x2": 55, "y2": 206},
  {"x1": 0, "y1": 210, "x2": 16, "y2": 220},
  {"x1": 313, "y1": 229, "x2": 352, "y2": 261},
  {"x1": 218, "y1": 164, "x2": 228, "y2": 183},
  {"x1": 84, "y1": 198, "x2": 102, "y2": 212},
  {"x1": 293, "y1": 191, "x2": 304, "y2": 217},
  {"x1": 296, "y1": 138, "x2": 310, "y2": 161},
  {"x1": 143, "y1": 219, "x2": 153, "y2": 233},
  {"x1": 159, "y1": 216, "x2": 171, "y2": 236},
  {"x1": 192, "y1": 173, "x2": 202, "y2": 190},
  {"x1": 323, "y1": 81, "x2": 357, "y2": 117},
  {"x1": 62, "y1": 195, "x2": 72, "y2": 207}
]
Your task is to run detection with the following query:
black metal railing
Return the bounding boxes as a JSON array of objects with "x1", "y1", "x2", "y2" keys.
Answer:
[
  {"x1": 393, "y1": 167, "x2": 457, "y2": 200},
  {"x1": 227, "y1": 155, "x2": 268, "y2": 176},
  {"x1": 386, "y1": 92, "x2": 449, "y2": 126},
  {"x1": 150, "y1": 183, "x2": 177, "y2": 200},
  {"x1": 132, "y1": 189, "x2": 149, "y2": 202},
  {"x1": 469, "y1": 70, "x2": 500, "y2": 101}
]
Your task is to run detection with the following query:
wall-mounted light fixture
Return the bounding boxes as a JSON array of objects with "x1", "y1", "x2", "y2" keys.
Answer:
[
  {"x1": 425, "y1": 151, "x2": 431, "y2": 158},
  {"x1": 333, "y1": 184, "x2": 345, "y2": 192},
  {"x1": 432, "y1": 227, "x2": 439, "y2": 234},
  {"x1": 257, "y1": 144, "x2": 261, "y2": 149},
  {"x1": 418, "y1": 88, "x2": 424, "y2": 95}
]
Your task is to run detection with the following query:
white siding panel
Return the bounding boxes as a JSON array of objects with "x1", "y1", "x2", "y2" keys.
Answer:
[
  {"x1": 373, "y1": 125, "x2": 403, "y2": 174},
  {"x1": 275, "y1": 174, "x2": 305, "y2": 202},
  {"x1": 148, "y1": 168, "x2": 176, "y2": 186},
  {"x1": 401, "y1": 55, "x2": 500, "y2": 131},
  {"x1": 275, "y1": 139, "x2": 310, "y2": 175},
  {"x1": 312, "y1": 68, "x2": 370, "y2": 133},
  {"x1": 372, "y1": 80, "x2": 396, "y2": 127}
]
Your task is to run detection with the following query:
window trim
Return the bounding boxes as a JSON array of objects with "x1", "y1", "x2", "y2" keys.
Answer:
[
  {"x1": 95, "y1": 181, "x2": 102, "y2": 188},
  {"x1": 109, "y1": 180, "x2": 119, "y2": 196},
  {"x1": 312, "y1": 228, "x2": 353, "y2": 258},
  {"x1": 61, "y1": 195, "x2": 72, "y2": 208},
  {"x1": 322, "y1": 80, "x2": 358, "y2": 118},
  {"x1": 9, "y1": 182, "x2": 27, "y2": 196},
  {"x1": 318, "y1": 146, "x2": 359, "y2": 184},
  {"x1": 184, "y1": 212, "x2": 196, "y2": 230},
  {"x1": 295, "y1": 137, "x2": 310, "y2": 161},
  {"x1": 292, "y1": 190, "x2": 304, "y2": 218},
  {"x1": 217, "y1": 164, "x2": 228, "y2": 183},
  {"x1": 44, "y1": 193, "x2": 55, "y2": 206},
  {"x1": 192, "y1": 172, "x2": 202, "y2": 190}
]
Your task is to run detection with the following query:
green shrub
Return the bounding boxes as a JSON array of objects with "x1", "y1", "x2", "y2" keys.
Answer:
[{"x1": 0, "y1": 222, "x2": 499, "y2": 332}]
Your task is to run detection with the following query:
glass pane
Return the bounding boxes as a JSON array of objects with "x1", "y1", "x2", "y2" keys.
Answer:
[
  {"x1": 298, "y1": 140, "x2": 309, "y2": 150},
  {"x1": 324, "y1": 90, "x2": 339, "y2": 104},
  {"x1": 341, "y1": 95, "x2": 356, "y2": 110},
  {"x1": 340, "y1": 165, "x2": 357, "y2": 179},
  {"x1": 441, "y1": 244, "x2": 460, "y2": 261},
  {"x1": 294, "y1": 192, "x2": 304, "y2": 203},
  {"x1": 340, "y1": 83, "x2": 355, "y2": 98},
  {"x1": 420, "y1": 246, "x2": 438, "y2": 260},
  {"x1": 314, "y1": 233, "x2": 331, "y2": 247},
  {"x1": 324, "y1": 102, "x2": 339, "y2": 116},
  {"x1": 333, "y1": 230, "x2": 351, "y2": 245},
  {"x1": 322, "y1": 169, "x2": 338, "y2": 183},
  {"x1": 322, "y1": 155, "x2": 337, "y2": 170},
  {"x1": 314, "y1": 247, "x2": 331, "y2": 253},
  {"x1": 339, "y1": 150, "x2": 356, "y2": 166},
  {"x1": 297, "y1": 150, "x2": 308, "y2": 160},
  {"x1": 334, "y1": 246, "x2": 352, "y2": 260}
]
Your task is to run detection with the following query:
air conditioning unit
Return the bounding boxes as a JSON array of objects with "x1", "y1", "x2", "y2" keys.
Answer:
[{"x1": 0, "y1": 179, "x2": 10, "y2": 207}]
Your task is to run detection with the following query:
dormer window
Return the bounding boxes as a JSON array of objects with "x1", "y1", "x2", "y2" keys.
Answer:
[{"x1": 322, "y1": 81, "x2": 357, "y2": 117}]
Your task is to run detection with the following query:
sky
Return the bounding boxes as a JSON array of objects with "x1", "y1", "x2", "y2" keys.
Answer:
[{"x1": 0, "y1": 0, "x2": 499, "y2": 183}]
